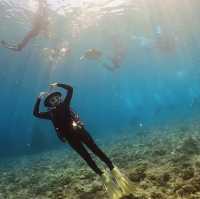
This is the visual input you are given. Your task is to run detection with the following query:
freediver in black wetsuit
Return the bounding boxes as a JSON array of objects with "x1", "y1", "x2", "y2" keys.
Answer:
[
  {"x1": 33, "y1": 83, "x2": 114, "y2": 176},
  {"x1": 33, "y1": 83, "x2": 135, "y2": 198}
]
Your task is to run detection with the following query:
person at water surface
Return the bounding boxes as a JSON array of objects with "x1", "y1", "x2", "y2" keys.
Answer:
[
  {"x1": 33, "y1": 83, "x2": 135, "y2": 198},
  {"x1": 33, "y1": 82, "x2": 114, "y2": 176},
  {"x1": 0, "y1": 0, "x2": 49, "y2": 52}
]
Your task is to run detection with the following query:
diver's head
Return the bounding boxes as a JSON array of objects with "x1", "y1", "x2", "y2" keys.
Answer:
[{"x1": 44, "y1": 92, "x2": 62, "y2": 108}]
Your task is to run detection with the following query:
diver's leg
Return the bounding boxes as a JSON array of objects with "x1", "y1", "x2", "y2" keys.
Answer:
[
  {"x1": 17, "y1": 29, "x2": 39, "y2": 51},
  {"x1": 79, "y1": 129, "x2": 114, "y2": 171},
  {"x1": 68, "y1": 137, "x2": 103, "y2": 176},
  {"x1": 0, "y1": 30, "x2": 38, "y2": 51}
]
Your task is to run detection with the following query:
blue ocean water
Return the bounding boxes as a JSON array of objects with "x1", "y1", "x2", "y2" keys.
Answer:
[{"x1": 0, "y1": 0, "x2": 200, "y2": 158}]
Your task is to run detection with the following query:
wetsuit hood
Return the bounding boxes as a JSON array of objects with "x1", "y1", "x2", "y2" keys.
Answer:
[{"x1": 44, "y1": 92, "x2": 62, "y2": 107}]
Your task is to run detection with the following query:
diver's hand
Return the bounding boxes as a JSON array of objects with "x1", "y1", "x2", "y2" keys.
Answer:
[
  {"x1": 49, "y1": 82, "x2": 58, "y2": 89},
  {"x1": 38, "y1": 92, "x2": 48, "y2": 99}
]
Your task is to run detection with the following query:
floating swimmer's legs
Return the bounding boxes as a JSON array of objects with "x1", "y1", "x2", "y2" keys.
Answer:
[
  {"x1": 111, "y1": 167, "x2": 135, "y2": 196},
  {"x1": 101, "y1": 170, "x2": 123, "y2": 199},
  {"x1": 0, "y1": 29, "x2": 39, "y2": 52}
]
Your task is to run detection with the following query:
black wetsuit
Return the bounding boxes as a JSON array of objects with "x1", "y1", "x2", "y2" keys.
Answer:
[{"x1": 33, "y1": 83, "x2": 113, "y2": 175}]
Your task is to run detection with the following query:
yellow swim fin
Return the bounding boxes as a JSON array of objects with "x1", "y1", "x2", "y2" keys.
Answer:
[
  {"x1": 111, "y1": 167, "x2": 135, "y2": 196},
  {"x1": 101, "y1": 170, "x2": 123, "y2": 199}
]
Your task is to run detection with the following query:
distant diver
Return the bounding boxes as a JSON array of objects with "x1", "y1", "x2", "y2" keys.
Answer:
[
  {"x1": 0, "y1": 0, "x2": 49, "y2": 51},
  {"x1": 42, "y1": 46, "x2": 71, "y2": 65},
  {"x1": 80, "y1": 48, "x2": 102, "y2": 60},
  {"x1": 33, "y1": 82, "x2": 135, "y2": 199},
  {"x1": 154, "y1": 25, "x2": 177, "y2": 53},
  {"x1": 80, "y1": 48, "x2": 122, "y2": 72}
]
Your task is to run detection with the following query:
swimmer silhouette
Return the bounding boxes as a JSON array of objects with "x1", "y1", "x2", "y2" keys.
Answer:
[{"x1": 1, "y1": 1, "x2": 49, "y2": 51}]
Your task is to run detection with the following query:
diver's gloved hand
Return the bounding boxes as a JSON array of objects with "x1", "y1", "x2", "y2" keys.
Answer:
[
  {"x1": 49, "y1": 82, "x2": 58, "y2": 89},
  {"x1": 38, "y1": 92, "x2": 48, "y2": 99}
]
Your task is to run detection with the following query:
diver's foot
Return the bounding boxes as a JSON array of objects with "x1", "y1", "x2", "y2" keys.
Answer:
[
  {"x1": 111, "y1": 167, "x2": 135, "y2": 196},
  {"x1": 101, "y1": 170, "x2": 123, "y2": 199}
]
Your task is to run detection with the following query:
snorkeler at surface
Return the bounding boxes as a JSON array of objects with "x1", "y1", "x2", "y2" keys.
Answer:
[
  {"x1": 33, "y1": 82, "x2": 135, "y2": 199},
  {"x1": 1, "y1": 0, "x2": 49, "y2": 51}
]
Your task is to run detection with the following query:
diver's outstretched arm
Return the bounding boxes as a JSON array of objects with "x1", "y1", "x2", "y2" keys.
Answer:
[
  {"x1": 33, "y1": 98, "x2": 50, "y2": 119},
  {"x1": 57, "y1": 83, "x2": 73, "y2": 105},
  {"x1": 18, "y1": 29, "x2": 40, "y2": 50}
]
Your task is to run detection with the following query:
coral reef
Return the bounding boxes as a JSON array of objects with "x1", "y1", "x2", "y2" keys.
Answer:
[{"x1": 1, "y1": 122, "x2": 200, "y2": 199}]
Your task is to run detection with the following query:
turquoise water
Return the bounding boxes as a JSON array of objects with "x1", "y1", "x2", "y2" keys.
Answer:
[{"x1": 0, "y1": 0, "x2": 200, "y2": 158}]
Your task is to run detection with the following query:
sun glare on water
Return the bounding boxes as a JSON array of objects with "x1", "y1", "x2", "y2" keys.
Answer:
[
  {"x1": 28, "y1": 0, "x2": 38, "y2": 12},
  {"x1": 28, "y1": 0, "x2": 111, "y2": 11}
]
